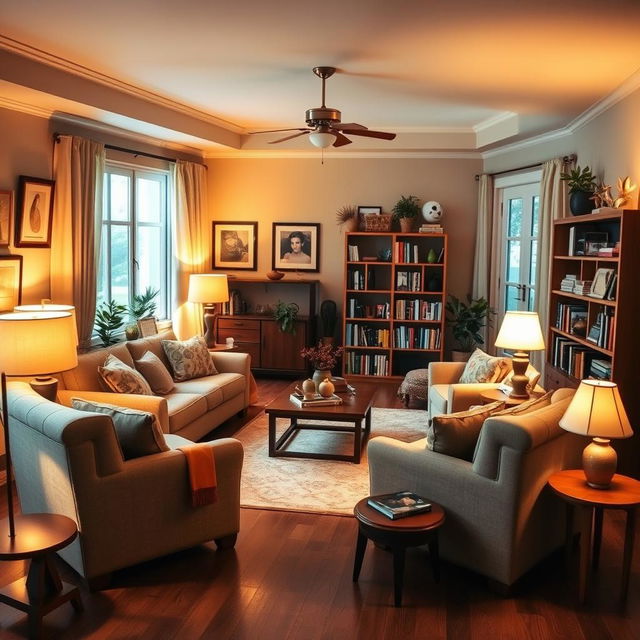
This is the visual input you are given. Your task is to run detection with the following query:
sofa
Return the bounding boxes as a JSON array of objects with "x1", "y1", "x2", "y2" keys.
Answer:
[
  {"x1": 7, "y1": 382, "x2": 243, "y2": 582},
  {"x1": 57, "y1": 329, "x2": 251, "y2": 442},
  {"x1": 368, "y1": 388, "x2": 583, "y2": 588}
]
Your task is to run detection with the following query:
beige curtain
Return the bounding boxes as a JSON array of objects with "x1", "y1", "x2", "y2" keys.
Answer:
[
  {"x1": 172, "y1": 160, "x2": 209, "y2": 339},
  {"x1": 533, "y1": 157, "x2": 569, "y2": 373},
  {"x1": 472, "y1": 174, "x2": 501, "y2": 351},
  {"x1": 50, "y1": 135, "x2": 105, "y2": 349}
]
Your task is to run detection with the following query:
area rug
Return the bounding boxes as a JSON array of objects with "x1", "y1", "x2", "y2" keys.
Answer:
[{"x1": 235, "y1": 408, "x2": 427, "y2": 516}]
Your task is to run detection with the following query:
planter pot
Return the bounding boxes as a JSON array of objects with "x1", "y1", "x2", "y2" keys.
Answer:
[
  {"x1": 399, "y1": 217, "x2": 414, "y2": 233},
  {"x1": 344, "y1": 217, "x2": 359, "y2": 232},
  {"x1": 125, "y1": 324, "x2": 140, "y2": 340},
  {"x1": 569, "y1": 190, "x2": 594, "y2": 216}
]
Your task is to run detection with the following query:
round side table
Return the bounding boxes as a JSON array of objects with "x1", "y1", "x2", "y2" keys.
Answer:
[
  {"x1": 480, "y1": 388, "x2": 542, "y2": 407},
  {"x1": 353, "y1": 498, "x2": 445, "y2": 607},
  {"x1": 0, "y1": 514, "x2": 83, "y2": 638},
  {"x1": 548, "y1": 469, "x2": 640, "y2": 604}
]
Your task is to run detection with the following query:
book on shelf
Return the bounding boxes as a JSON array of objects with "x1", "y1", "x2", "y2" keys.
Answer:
[
  {"x1": 367, "y1": 491, "x2": 432, "y2": 520},
  {"x1": 289, "y1": 392, "x2": 343, "y2": 407}
]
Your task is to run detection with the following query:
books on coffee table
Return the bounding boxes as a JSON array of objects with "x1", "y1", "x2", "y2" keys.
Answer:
[
  {"x1": 289, "y1": 392, "x2": 343, "y2": 407},
  {"x1": 367, "y1": 491, "x2": 432, "y2": 519}
]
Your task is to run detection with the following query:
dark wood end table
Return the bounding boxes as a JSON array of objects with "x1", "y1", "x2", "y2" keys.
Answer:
[
  {"x1": 548, "y1": 469, "x2": 640, "y2": 604},
  {"x1": 353, "y1": 497, "x2": 445, "y2": 607},
  {"x1": 0, "y1": 513, "x2": 82, "y2": 638},
  {"x1": 480, "y1": 388, "x2": 542, "y2": 407}
]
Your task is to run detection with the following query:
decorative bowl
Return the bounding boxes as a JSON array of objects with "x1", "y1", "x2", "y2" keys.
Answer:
[{"x1": 267, "y1": 270, "x2": 285, "y2": 280}]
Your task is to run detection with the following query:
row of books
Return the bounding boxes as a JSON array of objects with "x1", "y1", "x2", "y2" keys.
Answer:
[
  {"x1": 586, "y1": 309, "x2": 615, "y2": 351},
  {"x1": 552, "y1": 335, "x2": 602, "y2": 379},
  {"x1": 347, "y1": 299, "x2": 390, "y2": 319},
  {"x1": 393, "y1": 242, "x2": 444, "y2": 264},
  {"x1": 555, "y1": 302, "x2": 587, "y2": 334},
  {"x1": 348, "y1": 270, "x2": 366, "y2": 290},
  {"x1": 345, "y1": 323, "x2": 390, "y2": 347},
  {"x1": 394, "y1": 299, "x2": 442, "y2": 321},
  {"x1": 347, "y1": 244, "x2": 361, "y2": 261},
  {"x1": 396, "y1": 270, "x2": 422, "y2": 291},
  {"x1": 393, "y1": 326, "x2": 441, "y2": 350},
  {"x1": 344, "y1": 352, "x2": 389, "y2": 376}
]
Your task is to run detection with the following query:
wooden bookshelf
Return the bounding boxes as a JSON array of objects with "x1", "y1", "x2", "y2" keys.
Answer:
[
  {"x1": 342, "y1": 231, "x2": 447, "y2": 379},
  {"x1": 545, "y1": 209, "x2": 640, "y2": 477}
]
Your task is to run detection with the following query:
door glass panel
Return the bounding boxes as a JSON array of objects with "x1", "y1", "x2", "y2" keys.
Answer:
[
  {"x1": 505, "y1": 285, "x2": 520, "y2": 312},
  {"x1": 529, "y1": 240, "x2": 537, "y2": 285},
  {"x1": 531, "y1": 196, "x2": 539, "y2": 236},
  {"x1": 110, "y1": 174, "x2": 130, "y2": 222},
  {"x1": 110, "y1": 225, "x2": 130, "y2": 305},
  {"x1": 528, "y1": 287, "x2": 535, "y2": 311},
  {"x1": 508, "y1": 199, "x2": 522, "y2": 236},
  {"x1": 137, "y1": 177, "x2": 161, "y2": 223},
  {"x1": 507, "y1": 240, "x2": 520, "y2": 281}
]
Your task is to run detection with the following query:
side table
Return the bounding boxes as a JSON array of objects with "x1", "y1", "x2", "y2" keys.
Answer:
[
  {"x1": 0, "y1": 514, "x2": 82, "y2": 638},
  {"x1": 548, "y1": 469, "x2": 640, "y2": 604},
  {"x1": 480, "y1": 388, "x2": 542, "y2": 407},
  {"x1": 352, "y1": 497, "x2": 445, "y2": 607}
]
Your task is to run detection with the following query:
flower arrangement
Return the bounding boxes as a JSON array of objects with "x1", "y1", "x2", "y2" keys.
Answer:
[{"x1": 300, "y1": 343, "x2": 344, "y2": 370}]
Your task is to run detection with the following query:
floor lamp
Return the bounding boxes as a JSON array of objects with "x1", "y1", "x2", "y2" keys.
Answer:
[{"x1": 187, "y1": 274, "x2": 229, "y2": 348}]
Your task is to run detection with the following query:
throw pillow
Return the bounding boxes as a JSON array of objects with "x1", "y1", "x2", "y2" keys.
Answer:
[
  {"x1": 98, "y1": 354, "x2": 153, "y2": 396},
  {"x1": 492, "y1": 390, "x2": 553, "y2": 416},
  {"x1": 71, "y1": 398, "x2": 169, "y2": 460},
  {"x1": 135, "y1": 350, "x2": 175, "y2": 395},
  {"x1": 161, "y1": 335, "x2": 217, "y2": 382},
  {"x1": 426, "y1": 400, "x2": 504, "y2": 461},
  {"x1": 501, "y1": 364, "x2": 541, "y2": 394},
  {"x1": 458, "y1": 348, "x2": 508, "y2": 384}
]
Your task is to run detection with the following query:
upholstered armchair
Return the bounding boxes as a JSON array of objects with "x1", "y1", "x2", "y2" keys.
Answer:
[{"x1": 7, "y1": 382, "x2": 243, "y2": 585}]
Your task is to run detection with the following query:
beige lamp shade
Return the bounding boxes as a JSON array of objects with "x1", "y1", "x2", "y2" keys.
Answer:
[
  {"x1": 14, "y1": 303, "x2": 78, "y2": 346},
  {"x1": 560, "y1": 380, "x2": 633, "y2": 439},
  {"x1": 187, "y1": 274, "x2": 229, "y2": 304},
  {"x1": 495, "y1": 311, "x2": 545, "y2": 351},
  {"x1": 0, "y1": 311, "x2": 78, "y2": 375}
]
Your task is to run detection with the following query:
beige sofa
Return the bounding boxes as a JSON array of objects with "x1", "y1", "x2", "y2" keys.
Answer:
[
  {"x1": 7, "y1": 382, "x2": 243, "y2": 582},
  {"x1": 57, "y1": 329, "x2": 251, "y2": 442},
  {"x1": 368, "y1": 388, "x2": 583, "y2": 588}
]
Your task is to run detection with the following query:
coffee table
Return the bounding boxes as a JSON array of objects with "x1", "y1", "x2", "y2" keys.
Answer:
[{"x1": 265, "y1": 381, "x2": 377, "y2": 463}]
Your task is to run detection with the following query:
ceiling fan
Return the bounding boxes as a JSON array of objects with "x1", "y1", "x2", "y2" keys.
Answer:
[{"x1": 248, "y1": 67, "x2": 397, "y2": 148}]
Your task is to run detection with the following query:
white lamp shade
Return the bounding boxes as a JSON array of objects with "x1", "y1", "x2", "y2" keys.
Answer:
[
  {"x1": 14, "y1": 303, "x2": 78, "y2": 346},
  {"x1": 560, "y1": 380, "x2": 633, "y2": 439},
  {"x1": 187, "y1": 274, "x2": 229, "y2": 304},
  {"x1": 0, "y1": 311, "x2": 78, "y2": 375},
  {"x1": 495, "y1": 311, "x2": 545, "y2": 351},
  {"x1": 308, "y1": 131, "x2": 335, "y2": 148}
]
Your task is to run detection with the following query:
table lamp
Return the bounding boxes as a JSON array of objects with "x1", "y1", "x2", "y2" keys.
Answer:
[
  {"x1": 0, "y1": 311, "x2": 78, "y2": 537},
  {"x1": 494, "y1": 311, "x2": 545, "y2": 398},
  {"x1": 14, "y1": 301, "x2": 78, "y2": 346},
  {"x1": 559, "y1": 380, "x2": 633, "y2": 489},
  {"x1": 187, "y1": 274, "x2": 229, "y2": 348}
]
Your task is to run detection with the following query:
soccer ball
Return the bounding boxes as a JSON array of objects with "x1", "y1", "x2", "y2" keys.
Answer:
[{"x1": 422, "y1": 201, "x2": 443, "y2": 223}]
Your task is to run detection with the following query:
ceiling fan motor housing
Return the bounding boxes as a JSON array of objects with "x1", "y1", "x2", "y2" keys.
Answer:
[{"x1": 306, "y1": 107, "x2": 341, "y2": 126}]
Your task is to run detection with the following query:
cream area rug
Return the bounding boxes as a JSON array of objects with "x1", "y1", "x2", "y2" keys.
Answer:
[{"x1": 235, "y1": 408, "x2": 427, "y2": 516}]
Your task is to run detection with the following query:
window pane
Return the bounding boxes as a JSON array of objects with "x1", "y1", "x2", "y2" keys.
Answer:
[
  {"x1": 528, "y1": 287, "x2": 535, "y2": 311},
  {"x1": 137, "y1": 177, "x2": 161, "y2": 223},
  {"x1": 111, "y1": 225, "x2": 130, "y2": 305},
  {"x1": 529, "y1": 240, "x2": 537, "y2": 285},
  {"x1": 97, "y1": 231, "x2": 109, "y2": 303},
  {"x1": 505, "y1": 285, "x2": 520, "y2": 311},
  {"x1": 137, "y1": 226, "x2": 162, "y2": 292},
  {"x1": 508, "y1": 198, "x2": 522, "y2": 236},
  {"x1": 507, "y1": 240, "x2": 520, "y2": 281},
  {"x1": 110, "y1": 174, "x2": 130, "y2": 222},
  {"x1": 531, "y1": 196, "x2": 539, "y2": 236}
]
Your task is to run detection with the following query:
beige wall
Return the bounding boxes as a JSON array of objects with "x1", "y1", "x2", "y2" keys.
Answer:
[{"x1": 206, "y1": 156, "x2": 482, "y2": 315}]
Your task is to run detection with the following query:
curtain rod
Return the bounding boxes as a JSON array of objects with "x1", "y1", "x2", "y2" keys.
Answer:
[{"x1": 475, "y1": 154, "x2": 576, "y2": 181}]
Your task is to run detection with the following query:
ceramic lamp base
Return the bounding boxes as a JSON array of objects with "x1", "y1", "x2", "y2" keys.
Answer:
[
  {"x1": 583, "y1": 437, "x2": 617, "y2": 489},
  {"x1": 29, "y1": 376, "x2": 59, "y2": 402},
  {"x1": 508, "y1": 350, "x2": 530, "y2": 399}
]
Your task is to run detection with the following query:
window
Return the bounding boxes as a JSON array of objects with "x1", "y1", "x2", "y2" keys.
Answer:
[{"x1": 98, "y1": 163, "x2": 170, "y2": 320}]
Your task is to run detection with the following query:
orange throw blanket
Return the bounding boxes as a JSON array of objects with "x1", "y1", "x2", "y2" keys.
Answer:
[{"x1": 178, "y1": 445, "x2": 217, "y2": 506}]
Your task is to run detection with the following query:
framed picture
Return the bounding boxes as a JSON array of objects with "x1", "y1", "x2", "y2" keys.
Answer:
[
  {"x1": 0, "y1": 190, "x2": 12, "y2": 247},
  {"x1": 137, "y1": 317, "x2": 158, "y2": 337},
  {"x1": 589, "y1": 268, "x2": 615, "y2": 299},
  {"x1": 272, "y1": 222, "x2": 320, "y2": 272},
  {"x1": 212, "y1": 221, "x2": 258, "y2": 270},
  {"x1": 16, "y1": 176, "x2": 55, "y2": 248},
  {"x1": 358, "y1": 206, "x2": 383, "y2": 216},
  {"x1": 0, "y1": 255, "x2": 23, "y2": 311}
]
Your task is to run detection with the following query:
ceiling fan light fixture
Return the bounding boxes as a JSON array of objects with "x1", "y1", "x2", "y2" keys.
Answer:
[{"x1": 308, "y1": 130, "x2": 335, "y2": 148}]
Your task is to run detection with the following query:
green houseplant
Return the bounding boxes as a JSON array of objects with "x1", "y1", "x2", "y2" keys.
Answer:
[
  {"x1": 273, "y1": 301, "x2": 299, "y2": 334},
  {"x1": 392, "y1": 195, "x2": 421, "y2": 232},
  {"x1": 319, "y1": 299, "x2": 337, "y2": 344},
  {"x1": 94, "y1": 299, "x2": 127, "y2": 347},
  {"x1": 124, "y1": 287, "x2": 159, "y2": 339},
  {"x1": 560, "y1": 164, "x2": 597, "y2": 215},
  {"x1": 445, "y1": 294, "x2": 494, "y2": 360}
]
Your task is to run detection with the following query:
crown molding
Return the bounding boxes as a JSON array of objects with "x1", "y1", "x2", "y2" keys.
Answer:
[
  {"x1": 0, "y1": 95, "x2": 52, "y2": 119},
  {"x1": 481, "y1": 126, "x2": 572, "y2": 160},
  {"x1": 473, "y1": 111, "x2": 517, "y2": 133},
  {"x1": 204, "y1": 149, "x2": 482, "y2": 160}
]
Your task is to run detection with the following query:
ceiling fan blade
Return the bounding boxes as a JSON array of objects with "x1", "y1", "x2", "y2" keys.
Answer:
[
  {"x1": 269, "y1": 131, "x2": 311, "y2": 144},
  {"x1": 249, "y1": 128, "x2": 309, "y2": 135},
  {"x1": 341, "y1": 128, "x2": 396, "y2": 141},
  {"x1": 331, "y1": 123, "x2": 368, "y2": 131},
  {"x1": 332, "y1": 132, "x2": 352, "y2": 147}
]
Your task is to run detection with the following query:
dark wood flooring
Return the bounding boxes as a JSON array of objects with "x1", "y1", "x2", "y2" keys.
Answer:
[{"x1": 0, "y1": 378, "x2": 638, "y2": 639}]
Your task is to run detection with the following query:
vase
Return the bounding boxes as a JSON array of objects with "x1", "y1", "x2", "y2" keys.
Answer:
[
  {"x1": 345, "y1": 217, "x2": 359, "y2": 232},
  {"x1": 318, "y1": 377, "x2": 335, "y2": 398},
  {"x1": 313, "y1": 369, "x2": 332, "y2": 386},
  {"x1": 569, "y1": 190, "x2": 594, "y2": 216},
  {"x1": 125, "y1": 324, "x2": 140, "y2": 340}
]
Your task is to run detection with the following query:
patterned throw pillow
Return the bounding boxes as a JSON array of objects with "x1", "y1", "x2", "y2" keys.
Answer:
[
  {"x1": 135, "y1": 350, "x2": 176, "y2": 395},
  {"x1": 161, "y1": 335, "x2": 218, "y2": 382},
  {"x1": 458, "y1": 348, "x2": 508, "y2": 384},
  {"x1": 98, "y1": 354, "x2": 153, "y2": 395},
  {"x1": 426, "y1": 400, "x2": 504, "y2": 461}
]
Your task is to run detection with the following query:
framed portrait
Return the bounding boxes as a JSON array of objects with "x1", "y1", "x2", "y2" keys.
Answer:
[
  {"x1": 589, "y1": 268, "x2": 615, "y2": 299},
  {"x1": 358, "y1": 205, "x2": 383, "y2": 216},
  {"x1": 272, "y1": 222, "x2": 320, "y2": 272},
  {"x1": 212, "y1": 221, "x2": 258, "y2": 270},
  {"x1": 0, "y1": 190, "x2": 12, "y2": 248},
  {"x1": 137, "y1": 317, "x2": 158, "y2": 338},
  {"x1": 0, "y1": 255, "x2": 23, "y2": 312},
  {"x1": 16, "y1": 176, "x2": 55, "y2": 248}
]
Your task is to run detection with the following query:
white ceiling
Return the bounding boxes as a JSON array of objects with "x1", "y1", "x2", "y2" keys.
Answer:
[{"x1": 2, "y1": 0, "x2": 640, "y2": 155}]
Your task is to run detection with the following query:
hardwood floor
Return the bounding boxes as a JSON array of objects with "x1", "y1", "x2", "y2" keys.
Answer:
[{"x1": 0, "y1": 378, "x2": 638, "y2": 639}]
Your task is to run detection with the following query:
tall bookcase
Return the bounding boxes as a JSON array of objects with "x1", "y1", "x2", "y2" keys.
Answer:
[
  {"x1": 342, "y1": 231, "x2": 447, "y2": 379},
  {"x1": 546, "y1": 209, "x2": 640, "y2": 477}
]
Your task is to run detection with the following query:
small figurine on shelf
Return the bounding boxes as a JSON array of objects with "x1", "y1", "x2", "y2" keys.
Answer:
[{"x1": 613, "y1": 176, "x2": 637, "y2": 209}]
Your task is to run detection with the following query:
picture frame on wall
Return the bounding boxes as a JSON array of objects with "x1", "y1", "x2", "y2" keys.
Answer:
[
  {"x1": 0, "y1": 190, "x2": 12, "y2": 248},
  {"x1": 357, "y1": 206, "x2": 383, "y2": 216},
  {"x1": 272, "y1": 222, "x2": 320, "y2": 272},
  {"x1": 0, "y1": 255, "x2": 23, "y2": 311},
  {"x1": 15, "y1": 176, "x2": 55, "y2": 248},
  {"x1": 212, "y1": 221, "x2": 258, "y2": 270}
]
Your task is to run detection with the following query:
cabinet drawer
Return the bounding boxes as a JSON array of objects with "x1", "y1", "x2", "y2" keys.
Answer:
[
  {"x1": 218, "y1": 317, "x2": 260, "y2": 330},
  {"x1": 217, "y1": 327, "x2": 260, "y2": 343},
  {"x1": 234, "y1": 343, "x2": 261, "y2": 367}
]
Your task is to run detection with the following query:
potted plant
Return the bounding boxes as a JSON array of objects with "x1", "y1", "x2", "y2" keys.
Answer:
[
  {"x1": 560, "y1": 164, "x2": 597, "y2": 215},
  {"x1": 94, "y1": 299, "x2": 127, "y2": 347},
  {"x1": 124, "y1": 287, "x2": 159, "y2": 340},
  {"x1": 300, "y1": 342, "x2": 344, "y2": 386},
  {"x1": 392, "y1": 195, "x2": 421, "y2": 232},
  {"x1": 336, "y1": 205, "x2": 359, "y2": 232},
  {"x1": 319, "y1": 299, "x2": 337, "y2": 345},
  {"x1": 445, "y1": 294, "x2": 494, "y2": 361},
  {"x1": 273, "y1": 300, "x2": 299, "y2": 334}
]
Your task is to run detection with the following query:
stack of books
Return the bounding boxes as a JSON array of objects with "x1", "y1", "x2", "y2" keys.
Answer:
[
  {"x1": 418, "y1": 224, "x2": 443, "y2": 233},
  {"x1": 572, "y1": 280, "x2": 593, "y2": 295},
  {"x1": 289, "y1": 392, "x2": 343, "y2": 407},
  {"x1": 590, "y1": 359, "x2": 612, "y2": 380},
  {"x1": 560, "y1": 274, "x2": 577, "y2": 292},
  {"x1": 367, "y1": 491, "x2": 432, "y2": 520}
]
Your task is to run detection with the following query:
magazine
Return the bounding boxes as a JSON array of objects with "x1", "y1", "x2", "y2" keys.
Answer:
[
  {"x1": 367, "y1": 491, "x2": 432, "y2": 520},
  {"x1": 289, "y1": 392, "x2": 342, "y2": 407}
]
